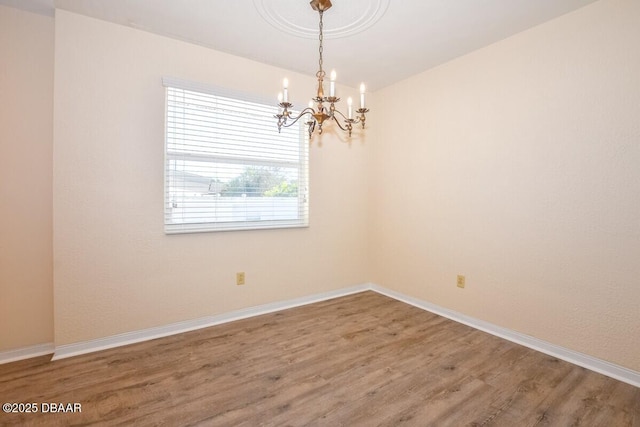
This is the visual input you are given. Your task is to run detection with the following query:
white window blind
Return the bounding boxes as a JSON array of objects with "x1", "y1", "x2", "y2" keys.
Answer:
[{"x1": 163, "y1": 77, "x2": 309, "y2": 233}]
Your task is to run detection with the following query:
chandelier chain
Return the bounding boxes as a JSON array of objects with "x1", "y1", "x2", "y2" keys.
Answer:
[{"x1": 318, "y1": 11, "x2": 324, "y2": 77}]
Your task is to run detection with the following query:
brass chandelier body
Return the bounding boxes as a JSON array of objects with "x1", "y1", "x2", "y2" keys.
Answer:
[{"x1": 276, "y1": 0, "x2": 369, "y2": 138}]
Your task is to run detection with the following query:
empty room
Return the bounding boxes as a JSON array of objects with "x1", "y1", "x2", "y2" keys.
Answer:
[{"x1": 1, "y1": 0, "x2": 638, "y2": 425}]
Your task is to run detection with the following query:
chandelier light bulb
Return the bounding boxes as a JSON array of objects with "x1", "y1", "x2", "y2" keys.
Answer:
[
  {"x1": 359, "y1": 83, "x2": 366, "y2": 109},
  {"x1": 347, "y1": 97, "x2": 353, "y2": 119}
]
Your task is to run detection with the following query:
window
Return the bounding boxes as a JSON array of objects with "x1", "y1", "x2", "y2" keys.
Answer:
[{"x1": 163, "y1": 77, "x2": 309, "y2": 233}]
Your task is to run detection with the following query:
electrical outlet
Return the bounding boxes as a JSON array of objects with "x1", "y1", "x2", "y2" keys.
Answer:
[
  {"x1": 457, "y1": 275, "x2": 465, "y2": 288},
  {"x1": 236, "y1": 272, "x2": 245, "y2": 286}
]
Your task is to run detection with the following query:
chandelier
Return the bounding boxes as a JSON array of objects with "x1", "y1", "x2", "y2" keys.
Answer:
[{"x1": 275, "y1": 0, "x2": 369, "y2": 138}]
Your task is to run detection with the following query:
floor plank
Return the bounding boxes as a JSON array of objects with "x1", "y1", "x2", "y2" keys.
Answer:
[{"x1": 0, "y1": 291, "x2": 637, "y2": 426}]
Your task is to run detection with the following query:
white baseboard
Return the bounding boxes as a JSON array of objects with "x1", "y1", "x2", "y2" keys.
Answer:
[
  {"x1": 52, "y1": 284, "x2": 370, "y2": 361},
  {"x1": 370, "y1": 284, "x2": 640, "y2": 389},
  {"x1": 10, "y1": 283, "x2": 638, "y2": 389},
  {"x1": 0, "y1": 342, "x2": 54, "y2": 364}
]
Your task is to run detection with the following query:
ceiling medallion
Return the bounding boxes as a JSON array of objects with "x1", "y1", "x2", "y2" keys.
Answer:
[{"x1": 254, "y1": 0, "x2": 390, "y2": 39}]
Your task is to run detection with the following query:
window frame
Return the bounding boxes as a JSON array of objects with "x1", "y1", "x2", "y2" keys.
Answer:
[{"x1": 163, "y1": 77, "x2": 309, "y2": 234}]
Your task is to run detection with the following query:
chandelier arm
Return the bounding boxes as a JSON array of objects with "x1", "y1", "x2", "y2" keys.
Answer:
[
  {"x1": 332, "y1": 109, "x2": 361, "y2": 124},
  {"x1": 279, "y1": 108, "x2": 316, "y2": 129},
  {"x1": 331, "y1": 115, "x2": 354, "y2": 132},
  {"x1": 330, "y1": 114, "x2": 353, "y2": 137},
  {"x1": 331, "y1": 117, "x2": 348, "y2": 131}
]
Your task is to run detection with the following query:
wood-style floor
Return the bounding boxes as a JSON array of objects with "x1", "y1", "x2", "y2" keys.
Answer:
[{"x1": 1, "y1": 291, "x2": 638, "y2": 426}]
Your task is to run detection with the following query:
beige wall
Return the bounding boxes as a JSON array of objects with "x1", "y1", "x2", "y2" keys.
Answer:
[
  {"x1": 371, "y1": 0, "x2": 640, "y2": 371},
  {"x1": 52, "y1": 10, "x2": 371, "y2": 345},
  {"x1": 0, "y1": 6, "x2": 54, "y2": 351}
]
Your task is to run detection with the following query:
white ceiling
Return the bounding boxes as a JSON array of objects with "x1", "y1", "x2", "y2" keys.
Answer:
[{"x1": 2, "y1": 0, "x2": 599, "y2": 90}]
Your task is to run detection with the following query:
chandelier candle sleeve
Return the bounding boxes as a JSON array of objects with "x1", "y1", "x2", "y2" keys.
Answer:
[
  {"x1": 360, "y1": 83, "x2": 366, "y2": 109},
  {"x1": 283, "y1": 78, "x2": 289, "y2": 102},
  {"x1": 330, "y1": 70, "x2": 336, "y2": 97}
]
